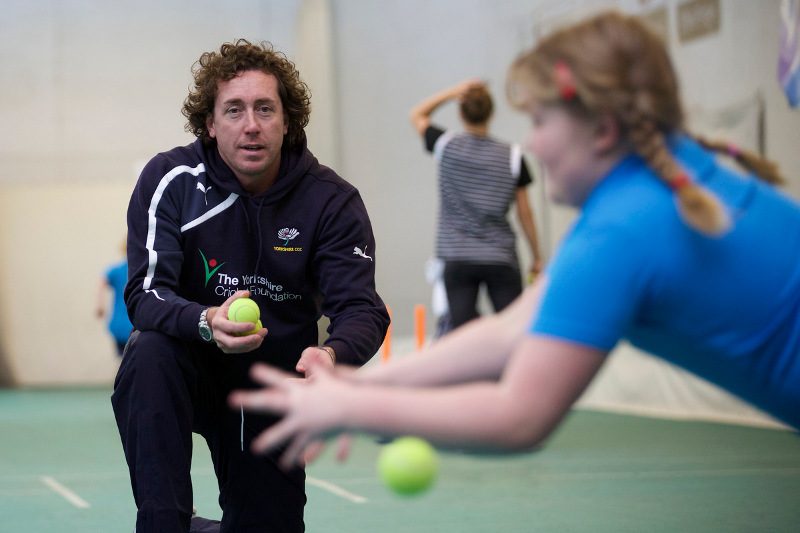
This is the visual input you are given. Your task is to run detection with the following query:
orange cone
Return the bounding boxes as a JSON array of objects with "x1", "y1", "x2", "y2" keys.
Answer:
[
  {"x1": 381, "y1": 305, "x2": 392, "y2": 362},
  {"x1": 414, "y1": 304, "x2": 426, "y2": 351}
]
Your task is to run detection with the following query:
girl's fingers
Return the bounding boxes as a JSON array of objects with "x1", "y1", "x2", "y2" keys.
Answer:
[
  {"x1": 229, "y1": 388, "x2": 288, "y2": 415},
  {"x1": 250, "y1": 418, "x2": 297, "y2": 455},
  {"x1": 335, "y1": 434, "x2": 353, "y2": 462},
  {"x1": 302, "y1": 440, "x2": 327, "y2": 465},
  {"x1": 280, "y1": 432, "x2": 315, "y2": 470}
]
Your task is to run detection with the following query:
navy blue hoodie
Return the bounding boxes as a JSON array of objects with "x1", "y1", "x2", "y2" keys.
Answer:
[{"x1": 125, "y1": 138, "x2": 389, "y2": 370}]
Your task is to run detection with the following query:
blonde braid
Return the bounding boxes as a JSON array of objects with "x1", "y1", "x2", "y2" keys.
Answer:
[
  {"x1": 694, "y1": 135, "x2": 785, "y2": 186},
  {"x1": 627, "y1": 112, "x2": 732, "y2": 236},
  {"x1": 508, "y1": 11, "x2": 741, "y2": 236}
]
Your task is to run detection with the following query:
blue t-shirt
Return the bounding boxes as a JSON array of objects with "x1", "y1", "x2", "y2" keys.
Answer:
[
  {"x1": 106, "y1": 260, "x2": 133, "y2": 343},
  {"x1": 530, "y1": 136, "x2": 800, "y2": 429}
]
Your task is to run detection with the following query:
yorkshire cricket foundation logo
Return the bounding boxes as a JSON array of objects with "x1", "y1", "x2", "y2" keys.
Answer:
[
  {"x1": 274, "y1": 227, "x2": 302, "y2": 252},
  {"x1": 199, "y1": 249, "x2": 226, "y2": 287}
]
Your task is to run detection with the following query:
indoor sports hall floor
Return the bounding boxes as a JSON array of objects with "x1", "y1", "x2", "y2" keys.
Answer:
[{"x1": 1, "y1": 386, "x2": 798, "y2": 533}]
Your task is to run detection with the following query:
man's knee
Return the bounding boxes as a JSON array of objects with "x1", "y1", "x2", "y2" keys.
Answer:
[
  {"x1": 113, "y1": 330, "x2": 194, "y2": 405},
  {"x1": 123, "y1": 330, "x2": 189, "y2": 372}
]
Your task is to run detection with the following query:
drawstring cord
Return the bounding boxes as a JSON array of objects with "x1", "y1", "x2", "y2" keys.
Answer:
[
  {"x1": 254, "y1": 197, "x2": 265, "y2": 274},
  {"x1": 241, "y1": 196, "x2": 266, "y2": 453},
  {"x1": 237, "y1": 196, "x2": 249, "y2": 453}
]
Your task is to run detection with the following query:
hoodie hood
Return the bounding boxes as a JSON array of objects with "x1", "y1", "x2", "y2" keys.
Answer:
[{"x1": 194, "y1": 135, "x2": 318, "y2": 205}]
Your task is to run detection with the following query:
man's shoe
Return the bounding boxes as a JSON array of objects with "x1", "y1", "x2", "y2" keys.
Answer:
[{"x1": 189, "y1": 516, "x2": 221, "y2": 533}]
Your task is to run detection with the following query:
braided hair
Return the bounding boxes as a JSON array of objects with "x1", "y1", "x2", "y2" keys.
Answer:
[{"x1": 507, "y1": 11, "x2": 785, "y2": 236}]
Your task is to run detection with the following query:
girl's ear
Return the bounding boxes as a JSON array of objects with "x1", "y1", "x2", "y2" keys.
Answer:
[{"x1": 593, "y1": 113, "x2": 622, "y2": 154}]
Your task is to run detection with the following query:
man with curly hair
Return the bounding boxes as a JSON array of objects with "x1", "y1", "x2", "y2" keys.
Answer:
[{"x1": 111, "y1": 39, "x2": 389, "y2": 532}]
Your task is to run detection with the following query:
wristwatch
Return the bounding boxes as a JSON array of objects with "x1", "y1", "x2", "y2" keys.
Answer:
[{"x1": 198, "y1": 308, "x2": 213, "y2": 342}]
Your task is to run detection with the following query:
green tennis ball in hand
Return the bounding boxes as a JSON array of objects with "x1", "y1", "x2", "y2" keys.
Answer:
[
  {"x1": 378, "y1": 436, "x2": 438, "y2": 496},
  {"x1": 228, "y1": 297, "x2": 261, "y2": 336},
  {"x1": 243, "y1": 319, "x2": 263, "y2": 335}
]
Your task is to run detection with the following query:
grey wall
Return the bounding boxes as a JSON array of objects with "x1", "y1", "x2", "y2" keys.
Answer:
[{"x1": 1, "y1": 0, "x2": 301, "y2": 183}]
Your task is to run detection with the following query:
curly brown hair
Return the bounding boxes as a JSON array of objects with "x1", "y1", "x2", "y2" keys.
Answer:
[{"x1": 182, "y1": 39, "x2": 311, "y2": 149}]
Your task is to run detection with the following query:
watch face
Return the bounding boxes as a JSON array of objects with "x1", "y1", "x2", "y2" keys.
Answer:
[{"x1": 199, "y1": 326, "x2": 213, "y2": 342}]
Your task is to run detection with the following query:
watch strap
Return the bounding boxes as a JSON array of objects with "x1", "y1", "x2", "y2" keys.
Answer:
[{"x1": 198, "y1": 308, "x2": 213, "y2": 342}]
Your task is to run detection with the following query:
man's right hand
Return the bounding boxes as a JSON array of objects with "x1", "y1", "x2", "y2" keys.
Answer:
[
  {"x1": 409, "y1": 78, "x2": 488, "y2": 135},
  {"x1": 208, "y1": 290, "x2": 268, "y2": 354}
]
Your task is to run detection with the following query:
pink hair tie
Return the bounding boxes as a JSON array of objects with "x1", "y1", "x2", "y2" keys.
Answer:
[
  {"x1": 553, "y1": 61, "x2": 577, "y2": 101},
  {"x1": 670, "y1": 172, "x2": 691, "y2": 191},
  {"x1": 727, "y1": 143, "x2": 742, "y2": 158}
]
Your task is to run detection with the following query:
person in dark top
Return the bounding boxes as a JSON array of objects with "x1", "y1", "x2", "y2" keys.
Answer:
[
  {"x1": 111, "y1": 39, "x2": 389, "y2": 533},
  {"x1": 410, "y1": 80, "x2": 544, "y2": 332}
]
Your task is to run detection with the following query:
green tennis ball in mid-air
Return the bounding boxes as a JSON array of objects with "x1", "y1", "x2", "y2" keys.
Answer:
[
  {"x1": 377, "y1": 436, "x2": 438, "y2": 496},
  {"x1": 228, "y1": 297, "x2": 260, "y2": 335}
]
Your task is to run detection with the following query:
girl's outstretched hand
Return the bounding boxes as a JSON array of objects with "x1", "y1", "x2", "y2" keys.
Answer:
[{"x1": 230, "y1": 361, "x2": 350, "y2": 469}]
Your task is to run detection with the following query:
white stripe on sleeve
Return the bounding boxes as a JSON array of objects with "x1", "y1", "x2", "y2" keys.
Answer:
[{"x1": 143, "y1": 163, "x2": 205, "y2": 291}]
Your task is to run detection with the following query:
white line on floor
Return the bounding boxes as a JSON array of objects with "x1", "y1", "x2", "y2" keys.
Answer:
[
  {"x1": 307, "y1": 476, "x2": 367, "y2": 504},
  {"x1": 40, "y1": 475, "x2": 90, "y2": 509}
]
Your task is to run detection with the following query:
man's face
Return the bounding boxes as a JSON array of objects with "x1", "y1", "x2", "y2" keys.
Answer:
[{"x1": 207, "y1": 70, "x2": 288, "y2": 193}]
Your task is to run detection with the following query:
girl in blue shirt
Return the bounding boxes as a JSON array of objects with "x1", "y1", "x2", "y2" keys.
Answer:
[{"x1": 231, "y1": 11, "x2": 798, "y2": 465}]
